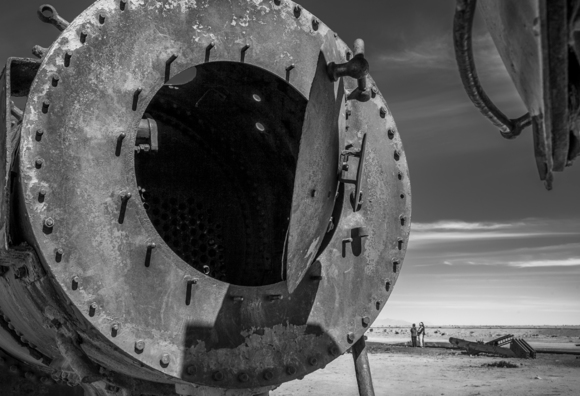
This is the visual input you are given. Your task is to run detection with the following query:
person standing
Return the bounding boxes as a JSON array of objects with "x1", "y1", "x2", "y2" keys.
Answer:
[
  {"x1": 418, "y1": 322, "x2": 425, "y2": 348},
  {"x1": 410, "y1": 323, "x2": 418, "y2": 347}
]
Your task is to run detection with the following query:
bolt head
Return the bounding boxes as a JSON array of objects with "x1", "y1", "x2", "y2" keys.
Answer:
[
  {"x1": 308, "y1": 357, "x2": 318, "y2": 366},
  {"x1": 186, "y1": 365, "x2": 196, "y2": 376},
  {"x1": 135, "y1": 341, "x2": 145, "y2": 350},
  {"x1": 161, "y1": 354, "x2": 170, "y2": 365},
  {"x1": 238, "y1": 372, "x2": 249, "y2": 382},
  {"x1": 329, "y1": 346, "x2": 339, "y2": 356},
  {"x1": 380, "y1": 107, "x2": 387, "y2": 117},
  {"x1": 213, "y1": 371, "x2": 224, "y2": 381},
  {"x1": 35, "y1": 158, "x2": 44, "y2": 167},
  {"x1": 112, "y1": 324, "x2": 119, "y2": 331},
  {"x1": 90, "y1": 302, "x2": 98, "y2": 309},
  {"x1": 362, "y1": 317, "x2": 371, "y2": 327},
  {"x1": 263, "y1": 370, "x2": 274, "y2": 380},
  {"x1": 347, "y1": 332, "x2": 355, "y2": 343},
  {"x1": 286, "y1": 365, "x2": 296, "y2": 375},
  {"x1": 43, "y1": 217, "x2": 54, "y2": 228},
  {"x1": 36, "y1": 129, "x2": 44, "y2": 136}
]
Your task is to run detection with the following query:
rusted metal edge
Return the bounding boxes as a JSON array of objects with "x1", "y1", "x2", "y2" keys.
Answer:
[{"x1": 453, "y1": 0, "x2": 531, "y2": 139}]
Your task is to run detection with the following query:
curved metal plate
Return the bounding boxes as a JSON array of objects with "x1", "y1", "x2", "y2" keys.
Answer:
[
  {"x1": 286, "y1": 33, "x2": 345, "y2": 293},
  {"x1": 18, "y1": 0, "x2": 411, "y2": 390}
]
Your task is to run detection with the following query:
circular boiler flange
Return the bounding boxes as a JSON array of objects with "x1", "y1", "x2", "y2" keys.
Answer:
[{"x1": 19, "y1": 0, "x2": 411, "y2": 390}]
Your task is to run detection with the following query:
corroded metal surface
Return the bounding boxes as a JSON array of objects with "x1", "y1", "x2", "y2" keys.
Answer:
[
  {"x1": 1, "y1": 0, "x2": 411, "y2": 394},
  {"x1": 456, "y1": 0, "x2": 580, "y2": 188}
]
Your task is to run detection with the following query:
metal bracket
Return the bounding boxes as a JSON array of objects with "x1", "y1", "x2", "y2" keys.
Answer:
[{"x1": 340, "y1": 133, "x2": 367, "y2": 212}]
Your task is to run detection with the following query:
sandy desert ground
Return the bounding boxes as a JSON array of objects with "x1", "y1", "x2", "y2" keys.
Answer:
[{"x1": 272, "y1": 327, "x2": 580, "y2": 396}]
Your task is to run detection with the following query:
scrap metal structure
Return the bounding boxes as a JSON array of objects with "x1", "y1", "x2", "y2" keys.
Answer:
[
  {"x1": 454, "y1": 0, "x2": 580, "y2": 189},
  {"x1": 0, "y1": 1, "x2": 410, "y2": 395},
  {"x1": 2, "y1": 0, "x2": 576, "y2": 395}
]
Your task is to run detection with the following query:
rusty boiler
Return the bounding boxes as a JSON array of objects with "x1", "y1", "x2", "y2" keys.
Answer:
[{"x1": 0, "y1": 1, "x2": 411, "y2": 395}]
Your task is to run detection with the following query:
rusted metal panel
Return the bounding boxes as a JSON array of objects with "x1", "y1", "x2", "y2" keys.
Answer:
[
  {"x1": 478, "y1": 0, "x2": 570, "y2": 183},
  {"x1": 286, "y1": 33, "x2": 345, "y2": 293},
  {"x1": 2, "y1": 0, "x2": 411, "y2": 393}
]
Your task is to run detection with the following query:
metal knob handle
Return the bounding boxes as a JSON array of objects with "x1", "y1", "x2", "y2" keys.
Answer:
[{"x1": 327, "y1": 39, "x2": 369, "y2": 85}]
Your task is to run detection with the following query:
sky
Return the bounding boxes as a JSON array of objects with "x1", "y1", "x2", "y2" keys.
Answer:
[{"x1": 2, "y1": 0, "x2": 579, "y2": 326}]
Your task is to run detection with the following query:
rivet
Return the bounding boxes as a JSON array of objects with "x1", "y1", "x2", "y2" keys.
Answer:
[
  {"x1": 362, "y1": 316, "x2": 371, "y2": 328},
  {"x1": 51, "y1": 74, "x2": 60, "y2": 87},
  {"x1": 376, "y1": 301, "x2": 382, "y2": 310},
  {"x1": 120, "y1": 0, "x2": 128, "y2": 10},
  {"x1": 371, "y1": 86, "x2": 378, "y2": 97},
  {"x1": 312, "y1": 18, "x2": 319, "y2": 30},
  {"x1": 286, "y1": 64, "x2": 295, "y2": 82},
  {"x1": 98, "y1": 13, "x2": 106, "y2": 24},
  {"x1": 80, "y1": 31, "x2": 88, "y2": 44},
  {"x1": 386, "y1": 281, "x2": 391, "y2": 292},
  {"x1": 241, "y1": 44, "x2": 250, "y2": 63},
  {"x1": 310, "y1": 275, "x2": 323, "y2": 281},
  {"x1": 397, "y1": 239, "x2": 404, "y2": 250},
  {"x1": 43, "y1": 217, "x2": 54, "y2": 228},
  {"x1": 398, "y1": 172, "x2": 403, "y2": 181},
  {"x1": 164, "y1": 54, "x2": 178, "y2": 82},
  {"x1": 160, "y1": 354, "x2": 170, "y2": 365},
  {"x1": 387, "y1": 129, "x2": 395, "y2": 140},
  {"x1": 293, "y1": 5, "x2": 301, "y2": 17},
  {"x1": 308, "y1": 356, "x2": 318, "y2": 366},
  {"x1": 89, "y1": 302, "x2": 97, "y2": 317},
  {"x1": 118, "y1": 191, "x2": 132, "y2": 224},
  {"x1": 64, "y1": 51, "x2": 72, "y2": 67},
  {"x1": 186, "y1": 365, "x2": 196, "y2": 376},
  {"x1": 400, "y1": 193, "x2": 405, "y2": 199},
  {"x1": 232, "y1": 296, "x2": 244, "y2": 302},
  {"x1": 116, "y1": 132, "x2": 126, "y2": 156},
  {"x1": 394, "y1": 150, "x2": 400, "y2": 161},
  {"x1": 393, "y1": 260, "x2": 400, "y2": 273},
  {"x1": 145, "y1": 243, "x2": 156, "y2": 268},
  {"x1": 213, "y1": 371, "x2": 224, "y2": 381},
  {"x1": 263, "y1": 370, "x2": 274, "y2": 380},
  {"x1": 71, "y1": 276, "x2": 79, "y2": 290},
  {"x1": 268, "y1": 294, "x2": 283, "y2": 301},
  {"x1": 132, "y1": 88, "x2": 142, "y2": 111},
  {"x1": 205, "y1": 42, "x2": 216, "y2": 62},
  {"x1": 42, "y1": 100, "x2": 50, "y2": 114},
  {"x1": 310, "y1": 189, "x2": 317, "y2": 198},
  {"x1": 35, "y1": 158, "x2": 44, "y2": 169},
  {"x1": 286, "y1": 365, "x2": 296, "y2": 375},
  {"x1": 135, "y1": 340, "x2": 145, "y2": 351},
  {"x1": 347, "y1": 332, "x2": 355, "y2": 343},
  {"x1": 54, "y1": 248, "x2": 64, "y2": 263},
  {"x1": 35, "y1": 129, "x2": 45, "y2": 141},
  {"x1": 380, "y1": 107, "x2": 387, "y2": 118},
  {"x1": 238, "y1": 372, "x2": 249, "y2": 382},
  {"x1": 38, "y1": 188, "x2": 47, "y2": 202},
  {"x1": 346, "y1": 109, "x2": 352, "y2": 119},
  {"x1": 185, "y1": 279, "x2": 198, "y2": 306},
  {"x1": 400, "y1": 216, "x2": 406, "y2": 226},
  {"x1": 328, "y1": 346, "x2": 339, "y2": 356}
]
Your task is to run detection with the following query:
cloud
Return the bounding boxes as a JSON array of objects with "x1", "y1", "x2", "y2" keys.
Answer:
[
  {"x1": 508, "y1": 258, "x2": 580, "y2": 268},
  {"x1": 373, "y1": 32, "x2": 505, "y2": 74},
  {"x1": 412, "y1": 221, "x2": 516, "y2": 231}
]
